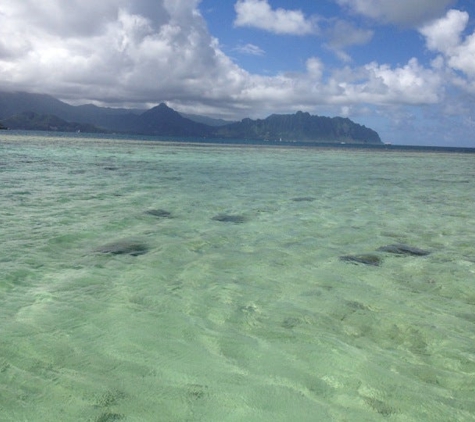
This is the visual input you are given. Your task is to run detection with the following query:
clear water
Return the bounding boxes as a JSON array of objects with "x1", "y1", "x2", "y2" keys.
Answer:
[{"x1": 1, "y1": 132, "x2": 475, "y2": 421}]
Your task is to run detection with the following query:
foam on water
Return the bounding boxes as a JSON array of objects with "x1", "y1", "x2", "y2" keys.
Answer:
[{"x1": 1, "y1": 133, "x2": 475, "y2": 421}]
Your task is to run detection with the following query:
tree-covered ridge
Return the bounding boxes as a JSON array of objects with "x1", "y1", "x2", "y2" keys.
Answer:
[
  {"x1": 0, "y1": 111, "x2": 105, "y2": 133},
  {"x1": 214, "y1": 111, "x2": 381, "y2": 144},
  {"x1": 0, "y1": 91, "x2": 383, "y2": 144}
]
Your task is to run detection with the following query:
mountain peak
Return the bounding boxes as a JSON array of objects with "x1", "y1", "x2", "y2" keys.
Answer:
[
  {"x1": 137, "y1": 102, "x2": 212, "y2": 137},
  {"x1": 142, "y1": 102, "x2": 180, "y2": 118}
]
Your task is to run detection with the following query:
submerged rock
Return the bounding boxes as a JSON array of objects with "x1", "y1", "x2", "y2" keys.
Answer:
[
  {"x1": 144, "y1": 209, "x2": 172, "y2": 218},
  {"x1": 212, "y1": 214, "x2": 247, "y2": 223},
  {"x1": 291, "y1": 197, "x2": 316, "y2": 202},
  {"x1": 340, "y1": 254, "x2": 382, "y2": 266},
  {"x1": 377, "y1": 244, "x2": 430, "y2": 256},
  {"x1": 95, "y1": 239, "x2": 149, "y2": 256}
]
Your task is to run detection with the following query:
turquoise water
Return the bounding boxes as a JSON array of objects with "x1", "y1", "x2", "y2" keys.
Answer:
[{"x1": 1, "y1": 133, "x2": 475, "y2": 421}]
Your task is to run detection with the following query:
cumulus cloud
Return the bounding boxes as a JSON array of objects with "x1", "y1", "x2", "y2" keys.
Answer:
[
  {"x1": 360, "y1": 58, "x2": 442, "y2": 104},
  {"x1": 419, "y1": 9, "x2": 475, "y2": 90},
  {"x1": 450, "y1": 33, "x2": 475, "y2": 80},
  {"x1": 233, "y1": 0, "x2": 318, "y2": 35},
  {"x1": 0, "y1": 0, "x2": 249, "y2": 108},
  {"x1": 335, "y1": 0, "x2": 456, "y2": 26},
  {"x1": 0, "y1": 0, "x2": 123, "y2": 38},
  {"x1": 227, "y1": 57, "x2": 443, "y2": 116},
  {"x1": 419, "y1": 9, "x2": 468, "y2": 53}
]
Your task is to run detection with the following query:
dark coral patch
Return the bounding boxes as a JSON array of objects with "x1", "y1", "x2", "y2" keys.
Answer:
[
  {"x1": 95, "y1": 239, "x2": 149, "y2": 256},
  {"x1": 144, "y1": 209, "x2": 172, "y2": 218},
  {"x1": 212, "y1": 214, "x2": 247, "y2": 223},
  {"x1": 340, "y1": 254, "x2": 382, "y2": 266},
  {"x1": 377, "y1": 244, "x2": 430, "y2": 256}
]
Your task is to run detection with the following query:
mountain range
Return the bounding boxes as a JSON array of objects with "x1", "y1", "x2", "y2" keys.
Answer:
[{"x1": 0, "y1": 91, "x2": 382, "y2": 144}]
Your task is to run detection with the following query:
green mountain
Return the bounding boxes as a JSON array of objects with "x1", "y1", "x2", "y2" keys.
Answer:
[
  {"x1": 214, "y1": 111, "x2": 381, "y2": 144},
  {"x1": 0, "y1": 111, "x2": 105, "y2": 133},
  {"x1": 132, "y1": 103, "x2": 213, "y2": 137},
  {"x1": 0, "y1": 91, "x2": 143, "y2": 128},
  {"x1": 0, "y1": 91, "x2": 382, "y2": 144}
]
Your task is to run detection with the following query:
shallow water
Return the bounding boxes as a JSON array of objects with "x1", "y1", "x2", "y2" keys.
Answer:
[{"x1": 1, "y1": 133, "x2": 475, "y2": 421}]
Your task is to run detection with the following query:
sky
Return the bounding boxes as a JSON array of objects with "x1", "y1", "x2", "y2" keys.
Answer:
[{"x1": 0, "y1": 1, "x2": 475, "y2": 146}]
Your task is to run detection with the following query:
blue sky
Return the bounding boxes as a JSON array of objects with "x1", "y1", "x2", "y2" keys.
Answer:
[
  {"x1": 204, "y1": 1, "x2": 420, "y2": 73},
  {"x1": 0, "y1": 1, "x2": 474, "y2": 146}
]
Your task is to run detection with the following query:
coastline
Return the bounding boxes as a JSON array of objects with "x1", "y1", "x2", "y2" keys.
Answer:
[{"x1": 2, "y1": 129, "x2": 475, "y2": 154}]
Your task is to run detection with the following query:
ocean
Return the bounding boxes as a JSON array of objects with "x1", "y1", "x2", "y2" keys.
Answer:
[{"x1": 1, "y1": 132, "x2": 475, "y2": 421}]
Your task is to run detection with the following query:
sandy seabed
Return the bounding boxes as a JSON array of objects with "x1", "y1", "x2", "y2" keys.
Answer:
[{"x1": 1, "y1": 133, "x2": 474, "y2": 421}]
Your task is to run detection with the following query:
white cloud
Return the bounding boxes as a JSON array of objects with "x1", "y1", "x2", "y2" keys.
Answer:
[
  {"x1": 0, "y1": 0, "x2": 249, "y2": 106},
  {"x1": 235, "y1": 43, "x2": 265, "y2": 56},
  {"x1": 419, "y1": 9, "x2": 468, "y2": 54},
  {"x1": 0, "y1": 0, "x2": 124, "y2": 38},
  {"x1": 449, "y1": 33, "x2": 475, "y2": 79},
  {"x1": 233, "y1": 0, "x2": 317, "y2": 35},
  {"x1": 360, "y1": 58, "x2": 442, "y2": 104},
  {"x1": 221, "y1": 57, "x2": 443, "y2": 117},
  {"x1": 419, "y1": 9, "x2": 475, "y2": 90},
  {"x1": 336, "y1": 0, "x2": 456, "y2": 26},
  {"x1": 306, "y1": 58, "x2": 324, "y2": 80}
]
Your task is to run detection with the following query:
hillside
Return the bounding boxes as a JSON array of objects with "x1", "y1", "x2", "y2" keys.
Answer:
[
  {"x1": 215, "y1": 111, "x2": 381, "y2": 144},
  {"x1": 0, "y1": 91, "x2": 143, "y2": 128},
  {"x1": 132, "y1": 103, "x2": 213, "y2": 137},
  {"x1": 0, "y1": 91, "x2": 382, "y2": 144},
  {"x1": 0, "y1": 111, "x2": 106, "y2": 133}
]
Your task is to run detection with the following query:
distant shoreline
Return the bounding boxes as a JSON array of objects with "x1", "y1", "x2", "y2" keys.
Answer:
[{"x1": 2, "y1": 129, "x2": 475, "y2": 154}]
